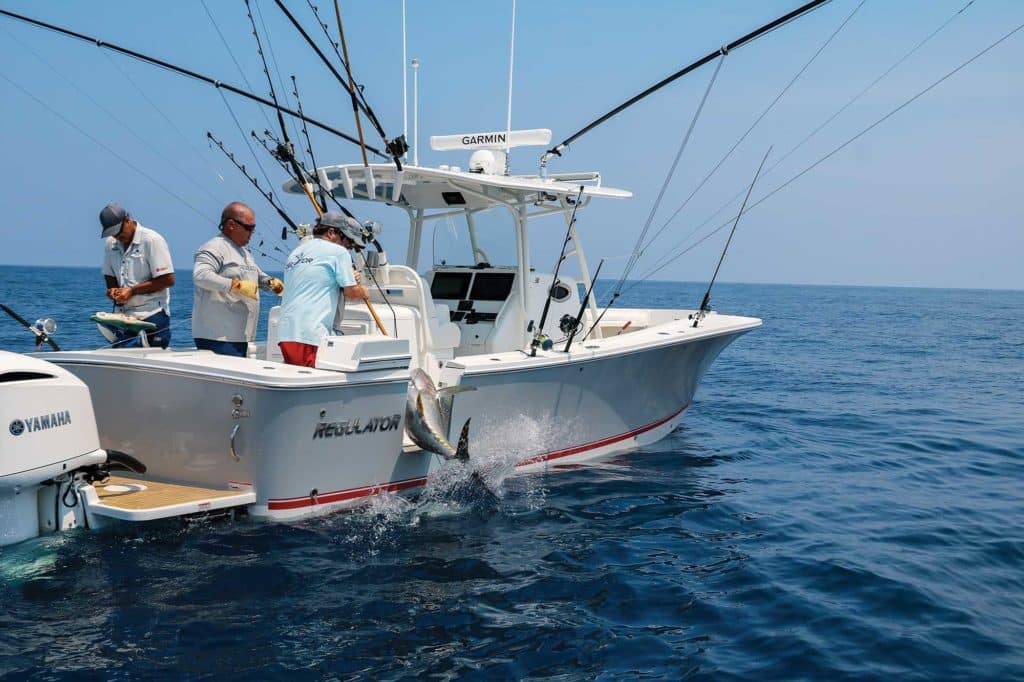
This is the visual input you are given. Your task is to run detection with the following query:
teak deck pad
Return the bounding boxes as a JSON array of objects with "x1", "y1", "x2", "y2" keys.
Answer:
[{"x1": 95, "y1": 476, "x2": 250, "y2": 511}]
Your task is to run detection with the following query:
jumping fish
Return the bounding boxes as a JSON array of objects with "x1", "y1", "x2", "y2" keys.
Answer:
[{"x1": 404, "y1": 368, "x2": 475, "y2": 462}]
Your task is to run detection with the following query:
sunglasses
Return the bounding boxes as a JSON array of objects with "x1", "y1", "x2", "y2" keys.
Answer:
[{"x1": 228, "y1": 218, "x2": 256, "y2": 232}]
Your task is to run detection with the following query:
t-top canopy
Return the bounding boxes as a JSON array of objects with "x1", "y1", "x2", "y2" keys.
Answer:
[{"x1": 283, "y1": 164, "x2": 632, "y2": 212}]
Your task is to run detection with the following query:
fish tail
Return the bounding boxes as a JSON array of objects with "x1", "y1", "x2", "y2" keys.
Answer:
[{"x1": 455, "y1": 418, "x2": 471, "y2": 464}]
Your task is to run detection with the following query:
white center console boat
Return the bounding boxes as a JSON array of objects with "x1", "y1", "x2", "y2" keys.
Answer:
[{"x1": 22, "y1": 130, "x2": 760, "y2": 534}]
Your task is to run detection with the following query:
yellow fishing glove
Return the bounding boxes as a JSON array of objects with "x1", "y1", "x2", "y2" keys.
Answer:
[
  {"x1": 230, "y1": 279, "x2": 258, "y2": 300},
  {"x1": 267, "y1": 277, "x2": 285, "y2": 296}
]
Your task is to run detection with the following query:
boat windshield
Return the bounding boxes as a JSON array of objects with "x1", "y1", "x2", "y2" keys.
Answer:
[{"x1": 428, "y1": 208, "x2": 516, "y2": 269}]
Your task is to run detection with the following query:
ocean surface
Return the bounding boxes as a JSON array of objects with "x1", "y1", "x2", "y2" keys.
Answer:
[{"x1": 0, "y1": 265, "x2": 1022, "y2": 680}]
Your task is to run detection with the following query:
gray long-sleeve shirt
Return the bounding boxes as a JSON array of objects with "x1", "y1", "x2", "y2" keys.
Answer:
[{"x1": 191, "y1": 234, "x2": 272, "y2": 342}]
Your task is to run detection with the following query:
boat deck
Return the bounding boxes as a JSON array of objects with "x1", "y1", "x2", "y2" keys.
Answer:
[{"x1": 87, "y1": 476, "x2": 255, "y2": 522}]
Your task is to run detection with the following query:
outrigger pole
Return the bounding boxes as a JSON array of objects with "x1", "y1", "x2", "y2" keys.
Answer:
[
  {"x1": 540, "y1": 0, "x2": 831, "y2": 168},
  {"x1": 0, "y1": 8, "x2": 386, "y2": 159}
]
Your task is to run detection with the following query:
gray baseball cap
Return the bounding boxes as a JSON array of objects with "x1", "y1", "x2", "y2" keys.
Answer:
[
  {"x1": 317, "y1": 211, "x2": 365, "y2": 249},
  {"x1": 316, "y1": 211, "x2": 347, "y2": 229},
  {"x1": 99, "y1": 203, "x2": 128, "y2": 238}
]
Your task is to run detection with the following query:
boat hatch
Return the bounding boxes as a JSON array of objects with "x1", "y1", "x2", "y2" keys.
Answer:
[{"x1": 84, "y1": 476, "x2": 254, "y2": 522}]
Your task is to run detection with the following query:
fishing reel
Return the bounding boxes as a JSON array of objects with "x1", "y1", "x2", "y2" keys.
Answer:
[
  {"x1": 33, "y1": 319, "x2": 57, "y2": 350},
  {"x1": 361, "y1": 219, "x2": 383, "y2": 244},
  {"x1": 271, "y1": 141, "x2": 297, "y2": 164},
  {"x1": 387, "y1": 135, "x2": 409, "y2": 159},
  {"x1": 533, "y1": 334, "x2": 553, "y2": 352},
  {"x1": 558, "y1": 314, "x2": 580, "y2": 336}
]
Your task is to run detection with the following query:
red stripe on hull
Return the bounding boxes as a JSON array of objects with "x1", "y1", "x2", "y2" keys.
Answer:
[
  {"x1": 265, "y1": 404, "x2": 689, "y2": 511},
  {"x1": 517, "y1": 403, "x2": 689, "y2": 467},
  {"x1": 267, "y1": 476, "x2": 428, "y2": 510}
]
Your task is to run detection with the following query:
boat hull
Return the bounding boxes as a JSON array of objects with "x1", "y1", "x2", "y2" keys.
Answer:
[
  {"x1": 42, "y1": 314, "x2": 756, "y2": 519},
  {"x1": 443, "y1": 320, "x2": 754, "y2": 472},
  {"x1": 46, "y1": 349, "x2": 421, "y2": 520}
]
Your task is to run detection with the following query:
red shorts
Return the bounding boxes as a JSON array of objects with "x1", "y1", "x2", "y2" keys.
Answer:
[{"x1": 279, "y1": 341, "x2": 318, "y2": 367}]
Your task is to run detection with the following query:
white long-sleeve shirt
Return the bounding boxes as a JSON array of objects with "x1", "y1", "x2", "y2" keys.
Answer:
[{"x1": 191, "y1": 234, "x2": 272, "y2": 342}]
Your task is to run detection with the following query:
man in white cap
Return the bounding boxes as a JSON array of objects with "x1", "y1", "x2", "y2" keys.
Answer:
[
  {"x1": 191, "y1": 201, "x2": 285, "y2": 357},
  {"x1": 277, "y1": 211, "x2": 368, "y2": 367},
  {"x1": 99, "y1": 202, "x2": 175, "y2": 348}
]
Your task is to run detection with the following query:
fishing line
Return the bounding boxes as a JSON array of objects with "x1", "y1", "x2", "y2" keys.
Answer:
[
  {"x1": 217, "y1": 90, "x2": 280, "y2": 198},
  {"x1": 615, "y1": 54, "x2": 725, "y2": 294},
  {"x1": 98, "y1": 51, "x2": 230, "y2": 188},
  {"x1": 0, "y1": 25, "x2": 223, "y2": 212},
  {"x1": 276, "y1": 0, "x2": 406, "y2": 168},
  {"x1": 291, "y1": 75, "x2": 332, "y2": 209},
  {"x1": 641, "y1": 0, "x2": 978, "y2": 280},
  {"x1": 253, "y1": 0, "x2": 307, "y2": 160},
  {"x1": 247, "y1": 0, "x2": 326, "y2": 216},
  {"x1": 543, "y1": 0, "x2": 834, "y2": 165},
  {"x1": 0, "y1": 71, "x2": 206, "y2": 221},
  {"x1": 694, "y1": 146, "x2": 771, "y2": 326},
  {"x1": 207, "y1": 131, "x2": 299, "y2": 238},
  {"x1": 627, "y1": 17, "x2": 1024, "y2": 290},
  {"x1": 200, "y1": 0, "x2": 276, "y2": 134},
  {"x1": 643, "y1": 0, "x2": 868, "y2": 255},
  {"x1": 0, "y1": 8, "x2": 384, "y2": 155}
]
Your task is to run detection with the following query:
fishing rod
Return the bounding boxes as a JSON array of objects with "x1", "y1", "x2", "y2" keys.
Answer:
[
  {"x1": 531, "y1": 186, "x2": 586, "y2": 356},
  {"x1": 540, "y1": 0, "x2": 831, "y2": 171},
  {"x1": 250, "y1": 119, "x2": 391, "y2": 335},
  {"x1": 274, "y1": 0, "x2": 407, "y2": 169},
  {"x1": 258, "y1": 127, "x2": 359, "y2": 221},
  {"x1": 315, "y1": 0, "x2": 409, "y2": 166},
  {"x1": 0, "y1": 304, "x2": 61, "y2": 351},
  {"x1": 0, "y1": 8, "x2": 385, "y2": 158},
  {"x1": 334, "y1": 0, "x2": 370, "y2": 167},
  {"x1": 207, "y1": 131, "x2": 299, "y2": 236},
  {"x1": 631, "y1": 6, "x2": 1011, "y2": 293},
  {"x1": 563, "y1": 258, "x2": 605, "y2": 353},
  {"x1": 694, "y1": 146, "x2": 771, "y2": 328},
  {"x1": 291, "y1": 75, "x2": 329, "y2": 208},
  {"x1": 245, "y1": 0, "x2": 325, "y2": 217}
]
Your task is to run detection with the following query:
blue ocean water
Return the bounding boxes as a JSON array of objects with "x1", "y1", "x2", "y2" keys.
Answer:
[{"x1": 0, "y1": 266, "x2": 1022, "y2": 680}]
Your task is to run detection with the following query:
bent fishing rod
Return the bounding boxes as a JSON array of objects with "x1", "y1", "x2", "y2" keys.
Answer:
[
  {"x1": 0, "y1": 8, "x2": 386, "y2": 159},
  {"x1": 541, "y1": 0, "x2": 831, "y2": 170}
]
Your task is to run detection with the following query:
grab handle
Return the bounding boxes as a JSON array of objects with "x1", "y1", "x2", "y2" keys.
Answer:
[{"x1": 229, "y1": 424, "x2": 241, "y2": 462}]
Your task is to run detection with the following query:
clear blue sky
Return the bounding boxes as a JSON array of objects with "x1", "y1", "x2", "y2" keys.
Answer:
[{"x1": 0, "y1": 0, "x2": 1021, "y2": 289}]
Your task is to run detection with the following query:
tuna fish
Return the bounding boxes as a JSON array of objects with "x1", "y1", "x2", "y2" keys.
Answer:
[{"x1": 404, "y1": 368, "x2": 474, "y2": 462}]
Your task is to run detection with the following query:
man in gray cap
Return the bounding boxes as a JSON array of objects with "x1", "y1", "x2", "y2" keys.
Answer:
[
  {"x1": 276, "y1": 211, "x2": 368, "y2": 367},
  {"x1": 99, "y1": 202, "x2": 175, "y2": 348},
  {"x1": 191, "y1": 201, "x2": 284, "y2": 357}
]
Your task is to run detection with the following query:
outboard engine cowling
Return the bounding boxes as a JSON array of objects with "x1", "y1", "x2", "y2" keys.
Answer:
[{"x1": 0, "y1": 351, "x2": 107, "y2": 546}]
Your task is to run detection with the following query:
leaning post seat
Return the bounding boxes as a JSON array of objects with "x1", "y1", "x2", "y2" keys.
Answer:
[{"x1": 358, "y1": 264, "x2": 461, "y2": 363}]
